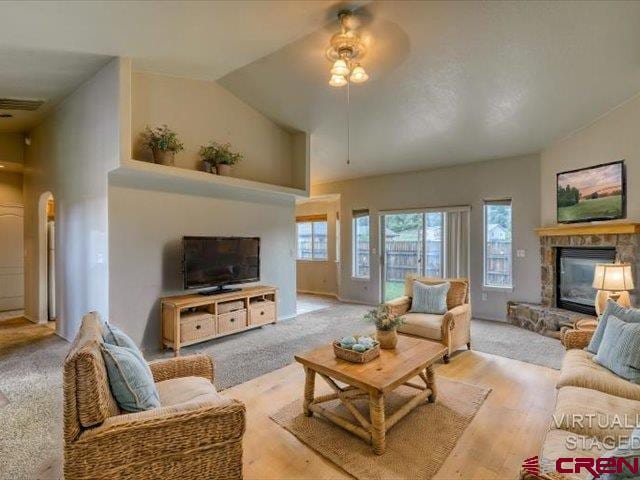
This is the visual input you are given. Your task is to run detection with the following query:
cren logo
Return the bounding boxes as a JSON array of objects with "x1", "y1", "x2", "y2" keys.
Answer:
[{"x1": 522, "y1": 456, "x2": 540, "y2": 476}]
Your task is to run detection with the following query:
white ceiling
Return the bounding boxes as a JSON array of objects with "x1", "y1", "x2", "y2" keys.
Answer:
[
  {"x1": 219, "y1": 1, "x2": 640, "y2": 184},
  {"x1": 0, "y1": 47, "x2": 111, "y2": 132},
  {"x1": 2, "y1": 1, "x2": 640, "y2": 184},
  {"x1": 0, "y1": 0, "x2": 351, "y2": 132}
]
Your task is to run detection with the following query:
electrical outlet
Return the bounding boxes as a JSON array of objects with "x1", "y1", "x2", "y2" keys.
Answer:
[{"x1": 481, "y1": 292, "x2": 488, "y2": 301}]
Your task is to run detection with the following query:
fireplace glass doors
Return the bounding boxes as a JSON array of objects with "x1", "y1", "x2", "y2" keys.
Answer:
[{"x1": 556, "y1": 247, "x2": 616, "y2": 315}]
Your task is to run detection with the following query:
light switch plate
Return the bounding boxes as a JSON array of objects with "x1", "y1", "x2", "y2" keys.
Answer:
[
  {"x1": 481, "y1": 292, "x2": 488, "y2": 301},
  {"x1": 516, "y1": 249, "x2": 526, "y2": 258}
]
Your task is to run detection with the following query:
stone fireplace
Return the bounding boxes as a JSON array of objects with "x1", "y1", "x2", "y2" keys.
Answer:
[{"x1": 508, "y1": 223, "x2": 640, "y2": 337}]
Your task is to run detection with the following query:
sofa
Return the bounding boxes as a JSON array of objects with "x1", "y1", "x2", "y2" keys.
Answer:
[
  {"x1": 63, "y1": 312, "x2": 246, "y2": 480},
  {"x1": 384, "y1": 275, "x2": 471, "y2": 363},
  {"x1": 521, "y1": 348, "x2": 640, "y2": 480}
]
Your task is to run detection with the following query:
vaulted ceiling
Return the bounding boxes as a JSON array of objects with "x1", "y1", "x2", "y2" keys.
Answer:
[
  {"x1": 219, "y1": 1, "x2": 640, "y2": 184},
  {"x1": 1, "y1": 1, "x2": 640, "y2": 185},
  {"x1": 0, "y1": 0, "x2": 348, "y2": 132}
]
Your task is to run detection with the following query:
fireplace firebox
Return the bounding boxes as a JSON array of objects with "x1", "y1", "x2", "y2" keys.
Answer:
[{"x1": 556, "y1": 247, "x2": 616, "y2": 315}]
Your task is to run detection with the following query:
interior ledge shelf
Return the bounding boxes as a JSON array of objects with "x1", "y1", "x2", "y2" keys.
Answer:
[{"x1": 110, "y1": 159, "x2": 309, "y2": 199}]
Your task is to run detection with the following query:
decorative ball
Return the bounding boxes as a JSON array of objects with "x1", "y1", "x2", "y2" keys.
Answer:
[
  {"x1": 341, "y1": 336, "x2": 356, "y2": 347},
  {"x1": 352, "y1": 343, "x2": 368, "y2": 353},
  {"x1": 358, "y1": 336, "x2": 374, "y2": 347}
]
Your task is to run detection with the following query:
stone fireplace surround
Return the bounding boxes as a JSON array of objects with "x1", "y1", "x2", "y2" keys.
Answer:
[{"x1": 507, "y1": 223, "x2": 640, "y2": 337}]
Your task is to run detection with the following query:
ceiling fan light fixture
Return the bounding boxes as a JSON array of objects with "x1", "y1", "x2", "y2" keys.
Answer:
[
  {"x1": 329, "y1": 74, "x2": 348, "y2": 87},
  {"x1": 349, "y1": 65, "x2": 369, "y2": 84},
  {"x1": 331, "y1": 59, "x2": 350, "y2": 76}
]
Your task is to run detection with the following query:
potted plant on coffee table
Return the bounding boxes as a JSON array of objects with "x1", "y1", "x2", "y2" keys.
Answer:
[
  {"x1": 142, "y1": 125, "x2": 184, "y2": 166},
  {"x1": 199, "y1": 141, "x2": 243, "y2": 176},
  {"x1": 364, "y1": 305, "x2": 405, "y2": 349}
]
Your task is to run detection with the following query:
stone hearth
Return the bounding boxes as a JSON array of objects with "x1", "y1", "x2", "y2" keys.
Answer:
[{"x1": 507, "y1": 223, "x2": 640, "y2": 336}]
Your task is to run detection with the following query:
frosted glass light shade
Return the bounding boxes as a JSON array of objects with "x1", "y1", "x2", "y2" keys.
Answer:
[
  {"x1": 329, "y1": 74, "x2": 347, "y2": 87},
  {"x1": 350, "y1": 65, "x2": 369, "y2": 84},
  {"x1": 593, "y1": 263, "x2": 634, "y2": 291},
  {"x1": 331, "y1": 59, "x2": 350, "y2": 76}
]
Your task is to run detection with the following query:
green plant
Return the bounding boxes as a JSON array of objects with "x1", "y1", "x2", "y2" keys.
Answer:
[
  {"x1": 364, "y1": 305, "x2": 405, "y2": 331},
  {"x1": 198, "y1": 141, "x2": 243, "y2": 166},
  {"x1": 142, "y1": 125, "x2": 184, "y2": 153}
]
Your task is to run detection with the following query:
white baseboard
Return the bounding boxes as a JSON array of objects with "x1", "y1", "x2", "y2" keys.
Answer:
[
  {"x1": 278, "y1": 312, "x2": 297, "y2": 321},
  {"x1": 297, "y1": 289, "x2": 339, "y2": 298}
]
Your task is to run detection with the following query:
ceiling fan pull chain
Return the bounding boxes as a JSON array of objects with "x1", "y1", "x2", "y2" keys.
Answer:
[{"x1": 347, "y1": 80, "x2": 351, "y2": 165}]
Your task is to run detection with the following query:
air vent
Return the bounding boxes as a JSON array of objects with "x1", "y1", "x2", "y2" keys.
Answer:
[{"x1": 0, "y1": 98, "x2": 45, "y2": 111}]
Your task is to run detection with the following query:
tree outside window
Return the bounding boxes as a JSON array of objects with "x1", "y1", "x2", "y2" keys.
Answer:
[{"x1": 484, "y1": 200, "x2": 512, "y2": 288}]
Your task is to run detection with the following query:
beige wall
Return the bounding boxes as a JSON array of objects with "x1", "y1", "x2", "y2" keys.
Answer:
[
  {"x1": 108, "y1": 184, "x2": 297, "y2": 351},
  {"x1": 0, "y1": 172, "x2": 23, "y2": 205},
  {"x1": 295, "y1": 198, "x2": 340, "y2": 297},
  {"x1": 313, "y1": 154, "x2": 541, "y2": 321},
  {"x1": 541, "y1": 93, "x2": 640, "y2": 225},
  {"x1": 131, "y1": 71, "x2": 305, "y2": 190},
  {"x1": 0, "y1": 133, "x2": 24, "y2": 165},
  {"x1": 23, "y1": 58, "x2": 126, "y2": 337}
]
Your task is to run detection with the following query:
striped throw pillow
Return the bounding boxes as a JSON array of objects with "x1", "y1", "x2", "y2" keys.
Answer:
[
  {"x1": 411, "y1": 281, "x2": 450, "y2": 315},
  {"x1": 594, "y1": 315, "x2": 640, "y2": 384}
]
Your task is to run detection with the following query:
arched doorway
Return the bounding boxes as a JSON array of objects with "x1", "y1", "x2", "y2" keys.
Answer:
[{"x1": 37, "y1": 192, "x2": 55, "y2": 325}]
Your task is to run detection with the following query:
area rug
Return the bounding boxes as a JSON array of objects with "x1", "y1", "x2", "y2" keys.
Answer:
[
  {"x1": 270, "y1": 378, "x2": 491, "y2": 480},
  {"x1": 160, "y1": 305, "x2": 564, "y2": 390}
]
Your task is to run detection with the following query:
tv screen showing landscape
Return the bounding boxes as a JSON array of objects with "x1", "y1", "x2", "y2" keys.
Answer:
[{"x1": 556, "y1": 161, "x2": 625, "y2": 223}]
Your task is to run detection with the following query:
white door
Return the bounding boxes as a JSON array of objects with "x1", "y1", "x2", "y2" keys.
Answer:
[{"x1": 0, "y1": 204, "x2": 24, "y2": 311}]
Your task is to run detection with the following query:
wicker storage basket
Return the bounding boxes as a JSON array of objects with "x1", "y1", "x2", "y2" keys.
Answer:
[{"x1": 333, "y1": 341, "x2": 380, "y2": 363}]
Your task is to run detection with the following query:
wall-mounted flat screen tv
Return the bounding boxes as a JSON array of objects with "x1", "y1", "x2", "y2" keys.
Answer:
[
  {"x1": 183, "y1": 236, "x2": 260, "y2": 292},
  {"x1": 556, "y1": 160, "x2": 626, "y2": 223}
]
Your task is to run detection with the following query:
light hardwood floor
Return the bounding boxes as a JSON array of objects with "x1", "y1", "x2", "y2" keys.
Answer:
[{"x1": 225, "y1": 349, "x2": 559, "y2": 479}]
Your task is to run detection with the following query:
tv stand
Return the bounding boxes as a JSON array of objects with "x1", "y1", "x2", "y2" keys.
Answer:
[
  {"x1": 161, "y1": 285, "x2": 278, "y2": 356},
  {"x1": 197, "y1": 286, "x2": 241, "y2": 295}
]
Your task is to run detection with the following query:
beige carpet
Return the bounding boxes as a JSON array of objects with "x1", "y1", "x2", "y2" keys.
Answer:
[{"x1": 271, "y1": 378, "x2": 490, "y2": 480}]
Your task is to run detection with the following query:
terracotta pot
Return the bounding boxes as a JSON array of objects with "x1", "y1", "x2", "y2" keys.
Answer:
[
  {"x1": 152, "y1": 149, "x2": 175, "y2": 166},
  {"x1": 217, "y1": 164, "x2": 232, "y2": 176},
  {"x1": 376, "y1": 328, "x2": 398, "y2": 349}
]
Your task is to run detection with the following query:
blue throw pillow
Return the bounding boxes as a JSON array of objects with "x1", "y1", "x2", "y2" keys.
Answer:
[
  {"x1": 594, "y1": 315, "x2": 640, "y2": 384},
  {"x1": 587, "y1": 301, "x2": 640, "y2": 354},
  {"x1": 100, "y1": 343, "x2": 160, "y2": 412},
  {"x1": 103, "y1": 322, "x2": 138, "y2": 351},
  {"x1": 411, "y1": 281, "x2": 450, "y2": 315},
  {"x1": 595, "y1": 426, "x2": 640, "y2": 480}
]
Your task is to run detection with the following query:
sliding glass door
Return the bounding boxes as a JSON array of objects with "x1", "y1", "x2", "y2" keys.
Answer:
[{"x1": 381, "y1": 208, "x2": 467, "y2": 302}]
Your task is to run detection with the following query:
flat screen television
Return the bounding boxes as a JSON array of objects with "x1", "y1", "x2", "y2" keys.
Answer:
[
  {"x1": 183, "y1": 236, "x2": 260, "y2": 293},
  {"x1": 556, "y1": 160, "x2": 626, "y2": 223}
]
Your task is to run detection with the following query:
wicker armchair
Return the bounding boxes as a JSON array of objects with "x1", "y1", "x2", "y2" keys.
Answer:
[
  {"x1": 63, "y1": 312, "x2": 245, "y2": 480},
  {"x1": 384, "y1": 275, "x2": 471, "y2": 363}
]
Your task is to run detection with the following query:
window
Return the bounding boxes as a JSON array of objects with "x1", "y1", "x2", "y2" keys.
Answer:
[
  {"x1": 425, "y1": 212, "x2": 444, "y2": 278},
  {"x1": 296, "y1": 217, "x2": 328, "y2": 260},
  {"x1": 484, "y1": 200, "x2": 512, "y2": 288},
  {"x1": 352, "y1": 210, "x2": 370, "y2": 278}
]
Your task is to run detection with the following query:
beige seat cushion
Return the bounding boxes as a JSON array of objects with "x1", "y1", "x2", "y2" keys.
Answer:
[
  {"x1": 397, "y1": 313, "x2": 444, "y2": 340},
  {"x1": 557, "y1": 349, "x2": 640, "y2": 401},
  {"x1": 540, "y1": 429, "x2": 607, "y2": 480},
  {"x1": 554, "y1": 386, "x2": 640, "y2": 443},
  {"x1": 156, "y1": 376, "x2": 224, "y2": 407}
]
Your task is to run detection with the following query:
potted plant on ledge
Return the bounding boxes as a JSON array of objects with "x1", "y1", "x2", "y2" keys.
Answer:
[
  {"x1": 199, "y1": 141, "x2": 243, "y2": 176},
  {"x1": 142, "y1": 125, "x2": 184, "y2": 166},
  {"x1": 364, "y1": 305, "x2": 405, "y2": 349}
]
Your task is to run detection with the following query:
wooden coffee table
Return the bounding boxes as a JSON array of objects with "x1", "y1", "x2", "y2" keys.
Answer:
[{"x1": 294, "y1": 336, "x2": 447, "y2": 455}]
